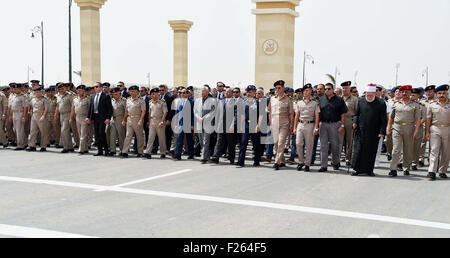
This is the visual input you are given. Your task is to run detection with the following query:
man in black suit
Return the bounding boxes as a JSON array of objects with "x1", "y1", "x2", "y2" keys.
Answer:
[
  {"x1": 213, "y1": 82, "x2": 226, "y2": 100},
  {"x1": 118, "y1": 81, "x2": 130, "y2": 99},
  {"x1": 87, "y1": 83, "x2": 113, "y2": 156}
]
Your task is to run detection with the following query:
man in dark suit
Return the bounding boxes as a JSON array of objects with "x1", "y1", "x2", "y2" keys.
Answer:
[
  {"x1": 118, "y1": 81, "x2": 130, "y2": 99},
  {"x1": 140, "y1": 87, "x2": 150, "y2": 147},
  {"x1": 212, "y1": 82, "x2": 226, "y2": 100},
  {"x1": 87, "y1": 84, "x2": 113, "y2": 156}
]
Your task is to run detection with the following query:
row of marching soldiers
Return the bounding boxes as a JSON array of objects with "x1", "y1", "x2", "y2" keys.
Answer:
[{"x1": 0, "y1": 80, "x2": 448, "y2": 181}]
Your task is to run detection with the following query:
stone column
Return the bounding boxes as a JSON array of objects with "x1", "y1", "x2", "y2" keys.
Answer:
[
  {"x1": 252, "y1": 0, "x2": 301, "y2": 91},
  {"x1": 169, "y1": 20, "x2": 193, "y2": 87},
  {"x1": 75, "y1": 0, "x2": 107, "y2": 85}
]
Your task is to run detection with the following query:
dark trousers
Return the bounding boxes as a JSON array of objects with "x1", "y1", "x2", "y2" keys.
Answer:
[
  {"x1": 93, "y1": 114, "x2": 108, "y2": 153},
  {"x1": 175, "y1": 132, "x2": 194, "y2": 158},
  {"x1": 311, "y1": 134, "x2": 320, "y2": 164},
  {"x1": 239, "y1": 133, "x2": 261, "y2": 164},
  {"x1": 152, "y1": 125, "x2": 174, "y2": 154},
  {"x1": 213, "y1": 133, "x2": 237, "y2": 162}
]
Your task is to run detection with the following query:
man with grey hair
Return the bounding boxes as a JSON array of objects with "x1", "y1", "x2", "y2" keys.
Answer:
[{"x1": 195, "y1": 85, "x2": 217, "y2": 164}]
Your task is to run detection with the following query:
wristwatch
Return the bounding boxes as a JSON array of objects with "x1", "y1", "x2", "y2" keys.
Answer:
[{"x1": 340, "y1": 124, "x2": 345, "y2": 128}]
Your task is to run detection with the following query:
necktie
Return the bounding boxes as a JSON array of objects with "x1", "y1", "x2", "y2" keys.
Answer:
[{"x1": 94, "y1": 93, "x2": 100, "y2": 113}]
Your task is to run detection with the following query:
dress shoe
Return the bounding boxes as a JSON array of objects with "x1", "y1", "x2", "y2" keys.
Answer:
[
  {"x1": 40, "y1": 148, "x2": 47, "y2": 152},
  {"x1": 211, "y1": 158, "x2": 219, "y2": 164},
  {"x1": 160, "y1": 155, "x2": 166, "y2": 159},
  {"x1": 174, "y1": 156, "x2": 182, "y2": 160},
  {"x1": 144, "y1": 154, "x2": 152, "y2": 159},
  {"x1": 418, "y1": 161, "x2": 425, "y2": 167},
  {"x1": 318, "y1": 167, "x2": 328, "y2": 172},
  {"x1": 387, "y1": 153, "x2": 392, "y2": 161},
  {"x1": 279, "y1": 163, "x2": 286, "y2": 168},
  {"x1": 368, "y1": 173, "x2": 376, "y2": 177},
  {"x1": 351, "y1": 172, "x2": 359, "y2": 176},
  {"x1": 273, "y1": 164, "x2": 280, "y2": 171},
  {"x1": 108, "y1": 152, "x2": 116, "y2": 157},
  {"x1": 14, "y1": 147, "x2": 25, "y2": 151},
  {"x1": 440, "y1": 173, "x2": 448, "y2": 179},
  {"x1": 297, "y1": 163, "x2": 305, "y2": 171},
  {"x1": 411, "y1": 165, "x2": 418, "y2": 171},
  {"x1": 121, "y1": 153, "x2": 129, "y2": 158},
  {"x1": 389, "y1": 170, "x2": 398, "y2": 177},
  {"x1": 26, "y1": 147, "x2": 37, "y2": 152},
  {"x1": 137, "y1": 154, "x2": 143, "y2": 158},
  {"x1": 304, "y1": 165, "x2": 310, "y2": 172},
  {"x1": 253, "y1": 162, "x2": 260, "y2": 167},
  {"x1": 403, "y1": 170, "x2": 410, "y2": 176},
  {"x1": 61, "y1": 149, "x2": 69, "y2": 154},
  {"x1": 68, "y1": 149, "x2": 75, "y2": 153},
  {"x1": 428, "y1": 173, "x2": 436, "y2": 181},
  {"x1": 94, "y1": 152, "x2": 104, "y2": 156},
  {"x1": 261, "y1": 156, "x2": 272, "y2": 163},
  {"x1": 333, "y1": 163, "x2": 340, "y2": 170},
  {"x1": 346, "y1": 161, "x2": 351, "y2": 167},
  {"x1": 200, "y1": 160, "x2": 208, "y2": 164},
  {"x1": 397, "y1": 164, "x2": 403, "y2": 171}
]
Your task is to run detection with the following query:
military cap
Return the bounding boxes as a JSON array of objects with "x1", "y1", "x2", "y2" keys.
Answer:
[
  {"x1": 111, "y1": 87, "x2": 121, "y2": 93},
  {"x1": 16, "y1": 83, "x2": 23, "y2": 88},
  {"x1": 303, "y1": 84, "x2": 313, "y2": 91},
  {"x1": 57, "y1": 84, "x2": 65, "y2": 89},
  {"x1": 150, "y1": 88, "x2": 160, "y2": 94},
  {"x1": 411, "y1": 88, "x2": 421, "y2": 94},
  {"x1": 9, "y1": 82, "x2": 16, "y2": 87},
  {"x1": 63, "y1": 83, "x2": 71, "y2": 87},
  {"x1": 375, "y1": 84, "x2": 384, "y2": 90},
  {"x1": 295, "y1": 88, "x2": 303, "y2": 94},
  {"x1": 30, "y1": 80, "x2": 40, "y2": 84},
  {"x1": 23, "y1": 83, "x2": 29, "y2": 88},
  {"x1": 341, "y1": 81, "x2": 352, "y2": 87},
  {"x1": 76, "y1": 85, "x2": 86, "y2": 90},
  {"x1": 49, "y1": 86, "x2": 56, "y2": 90},
  {"x1": 246, "y1": 85, "x2": 257, "y2": 92},
  {"x1": 391, "y1": 86, "x2": 400, "y2": 92},
  {"x1": 33, "y1": 86, "x2": 43, "y2": 91},
  {"x1": 1, "y1": 86, "x2": 10, "y2": 91},
  {"x1": 102, "y1": 82, "x2": 111, "y2": 87},
  {"x1": 274, "y1": 80, "x2": 285, "y2": 87},
  {"x1": 187, "y1": 86, "x2": 194, "y2": 91},
  {"x1": 435, "y1": 84, "x2": 449, "y2": 92},
  {"x1": 128, "y1": 85, "x2": 139, "y2": 91},
  {"x1": 258, "y1": 87, "x2": 264, "y2": 90},
  {"x1": 399, "y1": 85, "x2": 413, "y2": 91},
  {"x1": 416, "y1": 87, "x2": 424, "y2": 93},
  {"x1": 425, "y1": 85, "x2": 436, "y2": 92},
  {"x1": 45, "y1": 88, "x2": 52, "y2": 92}
]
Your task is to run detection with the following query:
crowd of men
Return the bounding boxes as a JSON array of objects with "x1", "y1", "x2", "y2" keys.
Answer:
[{"x1": 0, "y1": 79, "x2": 448, "y2": 181}]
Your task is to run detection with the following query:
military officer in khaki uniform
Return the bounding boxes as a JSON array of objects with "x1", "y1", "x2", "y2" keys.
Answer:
[
  {"x1": 121, "y1": 86, "x2": 146, "y2": 158},
  {"x1": 268, "y1": 80, "x2": 294, "y2": 170},
  {"x1": 69, "y1": 85, "x2": 91, "y2": 154},
  {"x1": 387, "y1": 85, "x2": 422, "y2": 177},
  {"x1": 411, "y1": 88, "x2": 427, "y2": 170},
  {"x1": 4, "y1": 86, "x2": 16, "y2": 145},
  {"x1": 22, "y1": 83, "x2": 32, "y2": 147},
  {"x1": 54, "y1": 84, "x2": 74, "y2": 153},
  {"x1": 0, "y1": 89, "x2": 8, "y2": 148},
  {"x1": 419, "y1": 85, "x2": 437, "y2": 166},
  {"x1": 65, "y1": 83, "x2": 80, "y2": 148},
  {"x1": 109, "y1": 87, "x2": 127, "y2": 156},
  {"x1": 27, "y1": 86, "x2": 49, "y2": 152},
  {"x1": 339, "y1": 81, "x2": 358, "y2": 166},
  {"x1": 426, "y1": 85, "x2": 450, "y2": 181},
  {"x1": 144, "y1": 88, "x2": 168, "y2": 159},
  {"x1": 8, "y1": 84, "x2": 29, "y2": 150},
  {"x1": 293, "y1": 84, "x2": 320, "y2": 172},
  {"x1": 45, "y1": 87, "x2": 61, "y2": 148}
]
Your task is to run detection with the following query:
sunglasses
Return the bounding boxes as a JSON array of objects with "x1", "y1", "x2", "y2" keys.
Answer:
[
  {"x1": 233, "y1": 91, "x2": 240, "y2": 93},
  {"x1": 325, "y1": 88, "x2": 333, "y2": 91},
  {"x1": 95, "y1": 86, "x2": 101, "y2": 88},
  {"x1": 276, "y1": 87, "x2": 284, "y2": 90}
]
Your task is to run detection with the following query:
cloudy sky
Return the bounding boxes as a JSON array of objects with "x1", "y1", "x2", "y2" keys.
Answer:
[{"x1": 1, "y1": 0, "x2": 449, "y2": 90}]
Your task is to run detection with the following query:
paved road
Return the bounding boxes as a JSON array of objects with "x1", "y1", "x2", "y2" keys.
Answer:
[{"x1": 0, "y1": 147, "x2": 449, "y2": 238}]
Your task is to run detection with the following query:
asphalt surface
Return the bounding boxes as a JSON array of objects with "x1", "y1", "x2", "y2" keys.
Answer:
[{"x1": 0, "y1": 147, "x2": 449, "y2": 238}]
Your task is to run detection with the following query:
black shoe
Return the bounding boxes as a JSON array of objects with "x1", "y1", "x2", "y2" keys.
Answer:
[
  {"x1": 389, "y1": 170, "x2": 398, "y2": 177},
  {"x1": 2, "y1": 143, "x2": 8, "y2": 149},
  {"x1": 288, "y1": 158, "x2": 295, "y2": 163},
  {"x1": 61, "y1": 149, "x2": 69, "y2": 154},
  {"x1": 253, "y1": 162, "x2": 260, "y2": 167},
  {"x1": 200, "y1": 160, "x2": 208, "y2": 164},
  {"x1": 26, "y1": 147, "x2": 37, "y2": 152},
  {"x1": 11, "y1": 142, "x2": 17, "y2": 147},
  {"x1": 440, "y1": 173, "x2": 448, "y2": 179},
  {"x1": 397, "y1": 164, "x2": 403, "y2": 171},
  {"x1": 121, "y1": 153, "x2": 129, "y2": 158},
  {"x1": 351, "y1": 172, "x2": 359, "y2": 176},
  {"x1": 346, "y1": 162, "x2": 351, "y2": 167},
  {"x1": 68, "y1": 149, "x2": 75, "y2": 153},
  {"x1": 297, "y1": 163, "x2": 305, "y2": 171},
  {"x1": 14, "y1": 147, "x2": 24, "y2": 151},
  {"x1": 279, "y1": 163, "x2": 286, "y2": 168},
  {"x1": 187, "y1": 156, "x2": 194, "y2": 160},
  {"x1": 318, "y1": 167, "x2": 327, "y2": 172},
  {"x1": 368, "y1": 173, "x2": 376, "y2": 177},
  {"x1": 230, "y1": 160, "x2": 235, "y2": 165},
  {"x1": 403, "y1": 170, "x2": 410, "y2": 176},
  {"x1": 144, "y1": 154, "x2": 152, "y2": 159},
  {"x1": 304, "y1": 165, "x2": 310, "y2": 172},
  {"x1": 387, "y1": 153, "x2": 392, "y2": 161},
  {"x1": 333, "y1": 163, "x2": 340, "y2": 170},
  {"x1": 161, "y1": 155, "x2": 166, "y2": 159},
  {"x1": 273, "y1": 164, "x2": 280, "y2": 171},
  {"x1": 108, "y1": 152, "x2": 116, "y2": 157},
  {"x1": 411, "y1": 165, "x2": 418, "y2": 171},
  {"x1": 211, "y1": 158, "x2": 219, "y2": 164},
  {"x1": 55, "y1": 145, "x2": 63, "y2": 149},
  {"x1": 237, "y1": 162, "x2": 245, "y2": 167},
  {"x1": 418, "y1": 161, "x2": 425, "y2": 167},
  {"x1": 94, "y1": 152, "x2": 104, "y2": 156},
  {"x1": 428, "y1": 173, "x2": 436, "y2": 181},
  {"x1": 40, "y1": 148, "x2": 47, "y2": 152},
  {"x1": 137, "y1": 154, "x2": 143, "y2": 158},
  {"x1": 174, "y1": 156, "x2": 182, "y2": 160}
]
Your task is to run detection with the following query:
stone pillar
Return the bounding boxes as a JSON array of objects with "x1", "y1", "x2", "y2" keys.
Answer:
[
  {"x1": 75, "y1": 0, "x2": 107, "y2": 85},
  {"x1": 252, "y1": 0, "x2": 301, "y2": 91},
  {"x1": 169, "y1": 20, "x2": 193, "y2": 87}
]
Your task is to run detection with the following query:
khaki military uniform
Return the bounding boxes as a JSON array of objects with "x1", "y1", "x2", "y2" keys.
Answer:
[
  {"x1": 419, "y1": 98, "x2": 436, "y2": 163},
  {"x1": 72, "y1": 96, "x2": 91, "y2": 152},
  {"x1": 384, "y1": 98, "x2": 397, "y2": 155},
  {"x1": 8, "y1": 94, "x2": 28, "y2": 148},
  {"x1": 268, "y1": 95, "x2": 294, "y2": 165},
  {"x1": 412, "y1": 101, "x2": 427, "y2": 167},
  {"x1": 5, "y1": 94, "x2": 16, "y2": 143},
  {"x1": 23, "y1": 92, "x2": 32, "y2": 146},
  {"x1": 339, "y1": 95, "x2": 358, "y2": 162},
  {"x1": 427, "y1": 100, "x2": 450, "y2": 174},
  {"x1": 295, "y1": 99, "x2": 320, "y2": 166},
  {"x1": 0, "y1": 92, "x2": 8, "y2": 145},
  {"x1": 56, "y1": 94, "x2": 74, "y2": 150},
  {"x1": 390, "y1": 100, "x2": 421, "y2": 171},
  {"x1": 68, "y1": 92, "x2": 80, "y2": 147},
  {"x1": 29, "y1": 96, "x2": 49, "y2": 148},
  {"x1": 109, "y1": 97, "x2": 127, "y2": 153},
  {"x1": 122, "y1": 97, "x2": 146, "y2": 154},
  {"x1": 46, "y1": 97, "x2": 61, "y2": 146},
  {"x1": 144, "y1": 99, "x2": 168, "y2": 155}
]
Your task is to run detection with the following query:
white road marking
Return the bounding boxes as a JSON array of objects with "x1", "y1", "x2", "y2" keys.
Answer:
[
  {"x1": 94, "y1": 169, "x2": 193, "y2": 192},
  {"x1": 1, "y1": 176, "x2": 450, "y2": 231},
  {"x1": 0, "y1": 224, "x2": 97, "y2": 238}
]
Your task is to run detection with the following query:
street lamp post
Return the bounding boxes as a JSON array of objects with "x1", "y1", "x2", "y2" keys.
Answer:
[
  {"x1": 31, "y1": 22, "x2": 44, "y2": 86},
  {"x1": 302, "y1": 51, "x2": 314, "y2": 87},
  {"x1": 334, "y1": 67, "x2": 340, "y2": 86},
  {"x1": 422, "y1": 66, "x2": 429, "y2": 86},
  {"x1": 395, "y1": 63, "x2": 400, "y2": 86},
  {"x1": 69, "y1": 0, "x2": 73, "y2": 83}
]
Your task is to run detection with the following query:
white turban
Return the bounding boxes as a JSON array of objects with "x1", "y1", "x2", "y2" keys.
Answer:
[{"x1": 367, "y1": 85, "x2": 377, "y2": 93}]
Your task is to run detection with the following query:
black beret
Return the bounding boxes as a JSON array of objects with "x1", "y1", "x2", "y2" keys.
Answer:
[
  {"x1": 150, "y1": 88, "x2": 160, "y2": 94},
  {"x1": 303, "y1": 84, "x2": 313, "y2": 91},
  {"x1": 111, "y1": 87, "x2": 121, "y2": 93},
  {"x1": 295, "y1": 88, "x2": 303, "y2": 93},
  {"x1": 435, "y1": 84, "x2": 449, "y2": 92},
  {"x1": 411, "y1": 88, "x2": 420, "y2": 94},
  {"x1": 9, "y1": 83, "x2": 16, "y2": 87},
  {"x1": 425, "y1": 85, "x2": 436, "y2": 91},
  {"x1": 274, "y1": 80, "x2": 285, "y2": 87},
  {"x1": 76, "y1": 85, "x2": 86, "y2": 90},
  {"x1": 57, "y1": 84, "x2": 65, "y2": 89},
  {"x1": 30, "y1": 80, "x2": 40, "y2": 84},
  {"x1": 246, "y1": 85, "x2": 257, "y2": 91},
  {"x1": 129, "y1": 85, "x2": 139, "y2": 91},
  {"x1": 341, "y1": 81, "x2": 352, "y2": 87},
  {"x1": 23, "y1": 83, "x2": 29, "y2": 88}
]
